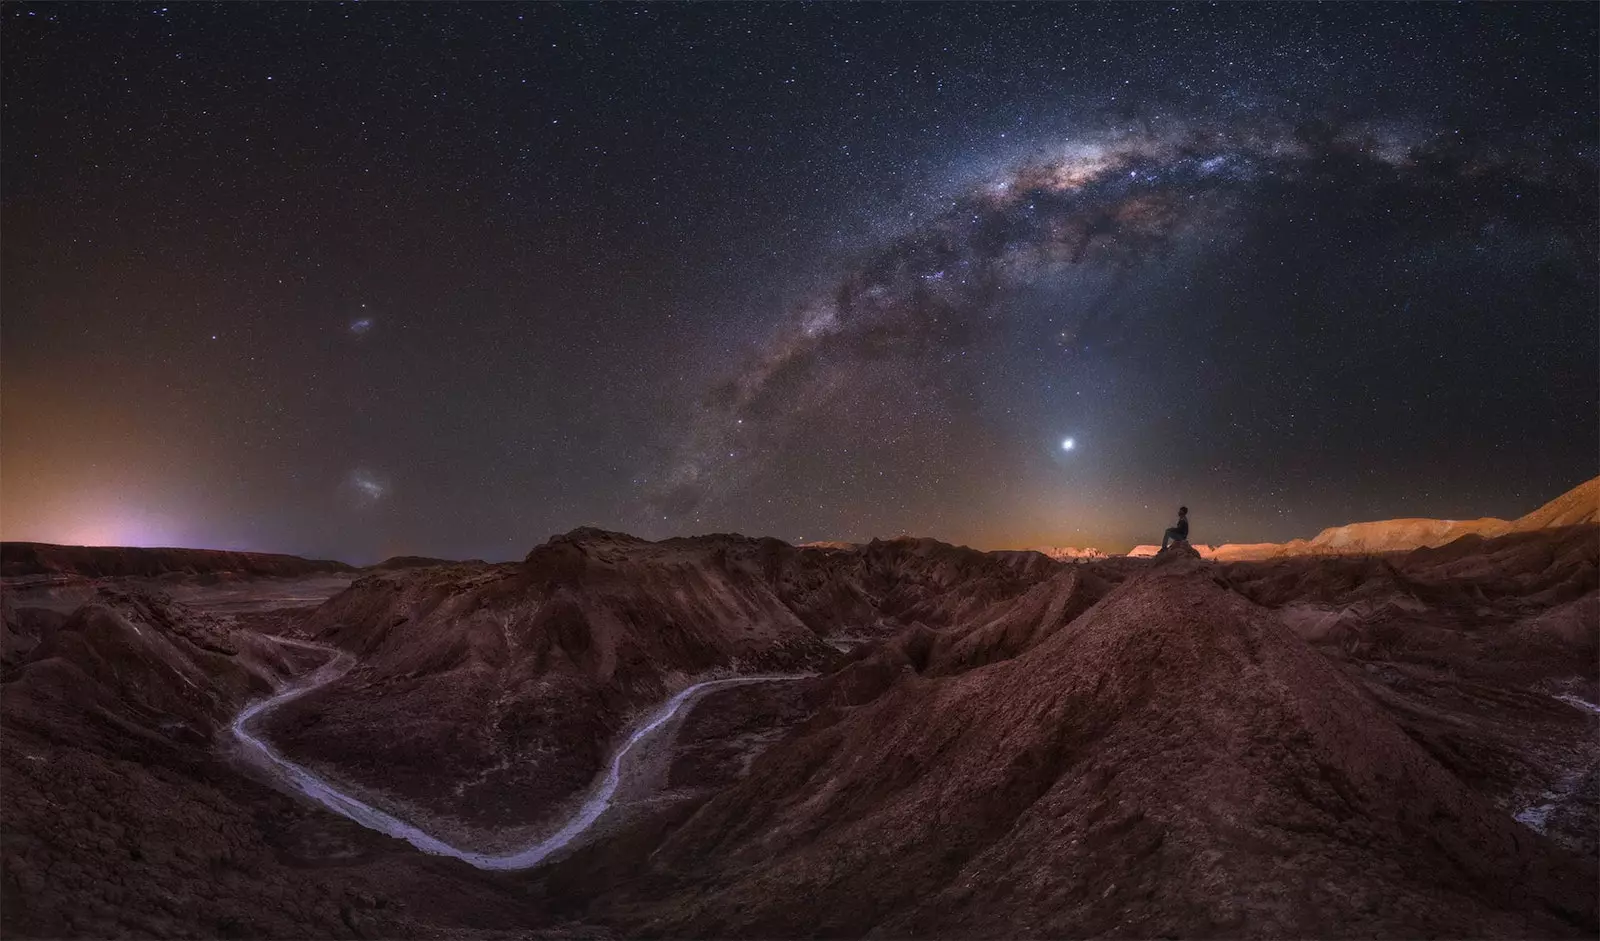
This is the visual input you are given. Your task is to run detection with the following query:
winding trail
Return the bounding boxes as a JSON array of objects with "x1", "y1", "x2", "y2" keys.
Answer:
[{"x1": 231, "y1": 637, "x2": 808, "y2": 870}]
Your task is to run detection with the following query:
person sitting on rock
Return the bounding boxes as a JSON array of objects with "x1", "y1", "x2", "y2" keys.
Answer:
[{"x1": 1160, "y1": 506, "x2": 1190, "y2": 552}]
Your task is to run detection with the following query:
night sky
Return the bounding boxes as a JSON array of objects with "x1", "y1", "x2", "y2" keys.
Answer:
[{"x1": 3, "y1": 3, "x2": 1595, "y2": 563}]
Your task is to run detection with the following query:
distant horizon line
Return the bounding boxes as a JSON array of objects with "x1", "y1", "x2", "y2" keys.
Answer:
[{"x1": 3, "y1": 472, "x2": 1591, "y2": 569}]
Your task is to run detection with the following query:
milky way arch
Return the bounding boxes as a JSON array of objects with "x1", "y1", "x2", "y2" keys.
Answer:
[{"x1": 650, "y1": 120, "x2": 1595, "y2": 520}]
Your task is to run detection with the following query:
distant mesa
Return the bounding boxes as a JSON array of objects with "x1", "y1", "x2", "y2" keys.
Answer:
[
  {"x1": 1500, "y1": 475, "x2": 1600, "y2": 530},
  {"x1": 367, "y1": 555, "x2": 471, "y2": 571},
  {"x1": 1148, "y1": 476, "x2": 1598, "y2": 561},
  {"x1": 5, "y1": 475, "x2": 1590, "y2": 581},
  {"x1": 0, "y1": 542, "x2": 356, "y2": 579},
  {"x1": 1031, "y1": 545, "x2": 1109, "y2": 562}
]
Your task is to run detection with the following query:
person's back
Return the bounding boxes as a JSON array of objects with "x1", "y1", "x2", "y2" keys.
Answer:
[{"x1": 1161, "y1": 506, "x2": 1189, "y2": 551}]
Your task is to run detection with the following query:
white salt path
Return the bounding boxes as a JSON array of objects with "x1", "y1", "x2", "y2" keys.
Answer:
[
  {"x1": 1553, "y1": 693, "x2": 1600, "y2": 716},
  {"x1": 232, "y1": 638, "x2": 807, "y2": 870},
  {"x1": 1513, "y1": 690, "x2": 1600, "y2": 834}
]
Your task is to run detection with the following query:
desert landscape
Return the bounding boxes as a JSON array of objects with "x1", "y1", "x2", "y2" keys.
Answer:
[
  {"x1": 1, "y1": 477, "x2": 1594, "y2": 939},
  {"x1": 6, "y1": 4, "x2": 1595, "y2": 938}
]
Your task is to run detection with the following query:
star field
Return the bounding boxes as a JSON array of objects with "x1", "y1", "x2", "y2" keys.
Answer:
[{"x1": 2, "y1": 3, "x2": 1595, "y2": 562}]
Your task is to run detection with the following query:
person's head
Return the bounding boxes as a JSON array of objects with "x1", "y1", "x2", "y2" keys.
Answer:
[{"x1": 1178, "y1": 506, "x2": 1188, "y2": 516}]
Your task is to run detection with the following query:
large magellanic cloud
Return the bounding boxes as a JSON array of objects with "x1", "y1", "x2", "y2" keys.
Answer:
[{"x1": 650, "y1": 119, "x2": 1596, "y2": 519}]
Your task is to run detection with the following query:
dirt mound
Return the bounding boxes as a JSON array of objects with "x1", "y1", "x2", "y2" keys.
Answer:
[
  {"x1": 569, "y1": 559, "x2": 1594, "y2": 938},
  {"x1": 1, "y1": 542, "x2": 356, "y2": 578}
]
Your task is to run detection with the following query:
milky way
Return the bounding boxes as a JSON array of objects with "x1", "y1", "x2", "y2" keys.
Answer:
[{"x1": 652, "y1": 119, "x2": 1595, "y2": 525}]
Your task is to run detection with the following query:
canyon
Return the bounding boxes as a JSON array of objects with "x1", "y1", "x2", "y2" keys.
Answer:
[{"x1": 2, "y1": 478, "x2": 1595, "y2": 938}]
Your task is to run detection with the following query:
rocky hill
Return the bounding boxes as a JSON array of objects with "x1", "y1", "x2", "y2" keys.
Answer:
[
  {"x1": 260, "y1": 530, "x2": 1064, "y2": 836},
  {"x1": 0, "y1": 584, "x2": 569, "y2": 938},
  {"x1": 551, "y1": 545, "x2": 1597, "y2": 938}
]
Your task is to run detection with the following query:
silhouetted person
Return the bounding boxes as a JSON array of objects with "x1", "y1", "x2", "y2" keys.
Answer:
[{"x1": 1161, "y1": 506, "x2": 1189, "y2": 551}]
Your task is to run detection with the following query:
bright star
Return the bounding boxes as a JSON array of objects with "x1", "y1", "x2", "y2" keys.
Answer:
[{"x1": 1061, "y1": 437, "x2": 1076, "y2": 451}]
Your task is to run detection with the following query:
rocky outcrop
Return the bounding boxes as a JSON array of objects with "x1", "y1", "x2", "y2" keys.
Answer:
[{"x1": 1154, "y1": 538, "x2": 1202, "y2": 560}]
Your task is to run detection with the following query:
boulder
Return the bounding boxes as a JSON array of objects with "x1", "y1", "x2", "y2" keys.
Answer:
[{"x1": 1155, "y1": 538, "x2": 1202, "y2": 560}]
